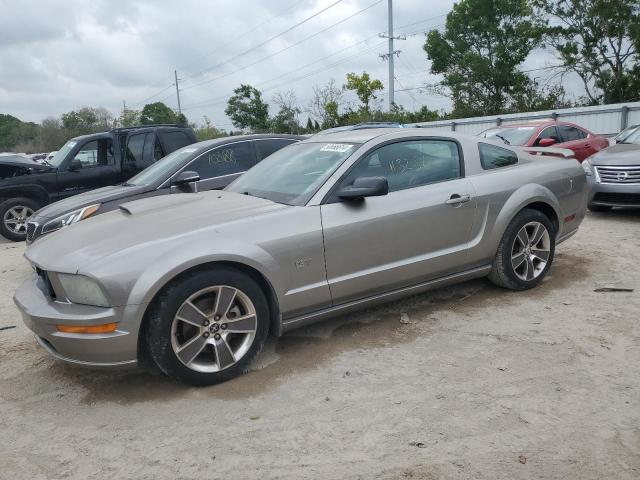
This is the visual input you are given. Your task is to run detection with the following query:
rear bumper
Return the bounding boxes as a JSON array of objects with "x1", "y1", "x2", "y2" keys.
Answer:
[
  {"x1": 13, "y1": 274, "x2": 140, "y2": 368},
  {"x1": 587, "y1": 179, "x2": 640, "y2": 207}
]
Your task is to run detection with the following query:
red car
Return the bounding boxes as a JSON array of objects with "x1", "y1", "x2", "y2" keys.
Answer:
[{"x1": 480, "y1": 120, "x2": 610, "y2": 162}]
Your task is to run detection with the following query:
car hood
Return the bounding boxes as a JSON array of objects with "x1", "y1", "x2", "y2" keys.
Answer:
[
  {"x1": 32, "y1": 184, "x2": 149, "y2": 220},
  {"x1": 25, "y1": 190, "x2": 289, "y2": 273},
  {"x1": 589, "y1": 144, "x2": 640, "y2": 166},
  {"x1": 0, "y1": 155, "x2": 54, "y2": 177}
]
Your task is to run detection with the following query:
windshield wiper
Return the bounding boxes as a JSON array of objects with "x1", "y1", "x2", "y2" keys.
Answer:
[{"x1": 494, "y1": 134, "x2": 511, "y2": 145}]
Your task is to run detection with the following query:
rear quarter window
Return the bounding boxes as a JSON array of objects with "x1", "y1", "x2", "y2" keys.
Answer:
[{"x1": 479, "y1": 143, "x2": 518, "y2": 170}]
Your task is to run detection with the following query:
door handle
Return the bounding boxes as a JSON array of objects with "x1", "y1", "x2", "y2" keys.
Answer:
[{"x1": 445, "y1": 194, "x2": 471, "y2": 206}]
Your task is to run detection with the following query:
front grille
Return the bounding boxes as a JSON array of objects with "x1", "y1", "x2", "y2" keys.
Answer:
[
  {"x1": 26, "y1": 221, "x2": 38, "y2": 243},
  {"x1": 595, "y1": 165, "x2": 640, "y2": 184},
  {"x1": 35, "y1": 268, "x2": 56, "y2": 299},
  {"x1": 593, "y1": 192, "x2": 640, "y2": 205}
]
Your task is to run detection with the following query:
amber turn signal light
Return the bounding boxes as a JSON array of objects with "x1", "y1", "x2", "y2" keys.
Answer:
[{"x1": 56, "y1": 323, "x2": 117, "y2": 334}]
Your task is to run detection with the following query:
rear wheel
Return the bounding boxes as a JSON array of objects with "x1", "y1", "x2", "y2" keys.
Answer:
[
  {"x1": 144, "y1": 267, "x2": 269, "y2": 386},
  {"x1": 0, "y1": 197, "x2": 39, "y2": 242},
  {"x1": 488, "y1": 209, "x2": 556, "y2": 290},
  {"x1": 588, "y1": 204, "x2": 612, "y2": 213}
]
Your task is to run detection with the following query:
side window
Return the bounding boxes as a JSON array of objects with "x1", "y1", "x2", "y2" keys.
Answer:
[
  {"x1": 479, "y1": 143, "x2": 518, "y2": 170},
  {"x1": 71, "y1": 138, "x2": 114, "y2": 169},
  {"x1": 557, "y1": 125, "x2": 587, "y2": 142},
  {"x1": 187, "y1": 142, "x2": 253, "y2": 179},
  {"x1": 141, "y1": 133, "x2": 163, "y2": 168},
  {"x1": 125, "y1": 133, "x2": 146, "y2": 168},
  {"x1": 538, "y1": 126, "x2": 559, "y2": 141},
  {"x1": 342, "y1": 140, "x2": 461, "y2": 193},
  {"x1": 161, "y1": 131, "x2": 191, "y2": 153},
  {"x1": 255, "y1": 139, "x2": 297, "y2": 160}
]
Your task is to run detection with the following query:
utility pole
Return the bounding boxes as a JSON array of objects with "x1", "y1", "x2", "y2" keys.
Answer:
[
  {"x1": 174, "y1": 69, "x2": 182, "y2": 114},
  {"x1": 379, "y1": 0, "x2": 405, "y2": 110}
]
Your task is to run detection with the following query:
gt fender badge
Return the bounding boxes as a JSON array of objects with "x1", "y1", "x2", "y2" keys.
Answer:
[{"x1": 295, "y1": 258, "x2": 312, "y2": 269}]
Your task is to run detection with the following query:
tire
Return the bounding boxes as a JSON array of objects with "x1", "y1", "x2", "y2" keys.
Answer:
[
  {"x1": 488, "y1": 209, "x2": 556, "y2": 290},
  {"x1": 144, "y1": 267, "x2": 270, "y2": 386},
  {"x1": 0, "y1": 197, "x2": 39, "y2": 242},
  {"x1": 588, "y1": 204, "x2": 612, "y2": 213}
]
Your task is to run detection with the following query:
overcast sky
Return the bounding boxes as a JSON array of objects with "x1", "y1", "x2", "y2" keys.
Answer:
[{"x1": 1, "y1": 0, "x2": 572, "y2": 128}]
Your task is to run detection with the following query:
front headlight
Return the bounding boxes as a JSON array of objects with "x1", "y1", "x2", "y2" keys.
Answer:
[
  {"x1": 41, "y1": 204, "x2": 100, "y2": 235},
  {"x1": 582, "y1": 160, "x2": 593, "y2": 176},
  {"x1": 57, "y1": 273, "x2": 109, "y2": 307}
]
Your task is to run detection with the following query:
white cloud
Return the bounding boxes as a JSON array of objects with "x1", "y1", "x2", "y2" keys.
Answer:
[{"x1": 0, "y1": 0, "x2": 579, "y2": 127}]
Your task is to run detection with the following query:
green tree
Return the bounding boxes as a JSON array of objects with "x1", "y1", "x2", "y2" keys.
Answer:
[
  {"x1": 534, "y1": 0, "x2": 640, "y2": 104},
  {"x1": 61, "y1": 107, "x2": 114, "y2": 135},
  {"x1": 270, "y1": 90, "x2": 301, "y2": 134},
  {"x1": 344, "y1": 72, "x2": 384, "y2": 114},
  {"x1": 305, "y1": 117, "x2": 314, "y2": 132},
  {"x1": 309, "y1": 79, "x2": 344, "y2": 128},
  {"x1": 119, "y1": 108, "x2": 141, "y2": 127},
  {"x1": 194, "y1": 116, "x2": 227, "y2": 141},
  {"x1": 424, "y1": 0, "x2": 542, "y2": 117},
  {"x1": 0, "y1": 114, "x2": 39, "y2": 151},
  {"x1": 224, "y1": 84, "x2": 270, "y2": 132},
  {"x1": 139, "y1": 102, "x2": 186, "y2": 125}
]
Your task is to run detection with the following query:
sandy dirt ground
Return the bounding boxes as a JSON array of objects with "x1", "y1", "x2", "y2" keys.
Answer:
[{"x1": 0, "y1": 210, "x2": 639, "y2": 480}]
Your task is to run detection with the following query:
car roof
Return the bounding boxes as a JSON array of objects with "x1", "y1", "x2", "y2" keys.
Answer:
[
  {"x1": 300, "y1": 127, "x2": 478, "y2": 144},
  {"x1": 180, "y1": 133, "x2": 305, "y2": 155}
]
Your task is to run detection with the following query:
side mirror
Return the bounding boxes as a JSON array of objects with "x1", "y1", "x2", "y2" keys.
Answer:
[
  {"x1": 337, "y1": 176, "x2": 389, "y2": 200},
  {"x1": 68, "y1": 159, "x2": 82, "y2": 171},
  {"x1": 538, "y1": 138, "x2": 556, "y2": 147},
  {"x1": 172, "y1": 170, "x2": 200, "y2": 186}
]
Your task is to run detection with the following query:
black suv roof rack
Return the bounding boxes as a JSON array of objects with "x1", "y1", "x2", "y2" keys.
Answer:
[{"x1": 110, "y1": 124, "x2": 185, "y2": 133}]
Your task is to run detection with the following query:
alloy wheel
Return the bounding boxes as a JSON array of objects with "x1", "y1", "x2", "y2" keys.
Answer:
[
  {"x1": 171, "y1": 286, "x2": 257, "y2": 373},
  {"x1": 510, "y1": 221, "x2": 551, "y2": 281},
  {"x1": 3, "y1": 206, "x2": 34, "y2": 234}
]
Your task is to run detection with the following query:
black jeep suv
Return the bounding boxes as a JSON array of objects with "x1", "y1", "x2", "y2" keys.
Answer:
[{"x1": 0, "y1": 124, "x2": 196, "y2": 241}]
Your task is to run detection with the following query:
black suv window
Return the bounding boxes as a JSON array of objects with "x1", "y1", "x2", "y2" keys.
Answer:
[
  {"x1": 162, "y1": 131, "x2": 192, "y2": 152},
  {"x1": 255, "y1": 138, "x2": 297, "y2": 160},
  {"x1": 557, "y1": 125, "x2": 587, "y2": 142},
  {"x1": 343, "y1": 140, "x2": 461, "y2": 193},
  {"x1": 142, "y1": 133, "x2": 163, "y2": 166},
  {"x1": 479, "y1": 143, "x2": 518, "y2": 170},
  {"x1": 187, "y1": 141, "x2": 254, "y2": 179},
  {"x1": 126, "y1": 133, "x2": 146, "y2": 167},
  {"x1": 70, "y1": 138, "x2": 114, "y2": 168}
]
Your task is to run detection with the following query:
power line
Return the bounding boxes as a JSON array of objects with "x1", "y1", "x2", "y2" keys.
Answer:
[
  {"x1": 178, "y1": 0, "x2": 307, "y2": 72},
  {"x1": 131, "y1": 84, "x2": 175, "y2": 107},
  {"x1": 395, "y1": 13, "x2": 447, "y2": 31},
  {"x1": 182, "y1": 40, "x2": 385, "y2": 110},
  {"x1": 181, "y1": 0, "x2": 384, "y2": 93},
  {"x1": 182, "y1": 0, "x2": 345, "y2": 85}
]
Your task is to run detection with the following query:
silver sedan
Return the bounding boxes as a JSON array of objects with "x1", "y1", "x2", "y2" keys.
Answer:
[{"x1": 14, "y1": 129, "x2": 587, "y2": 385}]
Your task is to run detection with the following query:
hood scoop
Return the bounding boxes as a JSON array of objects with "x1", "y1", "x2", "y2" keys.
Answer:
[{"x1": 119, "y1": 194, "x2": 202, "y2": 216}]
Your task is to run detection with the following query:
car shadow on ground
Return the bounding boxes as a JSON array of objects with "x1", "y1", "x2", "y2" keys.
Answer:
[{"x1": 33, "y1": 250, "x2": 588, "y2": 406}]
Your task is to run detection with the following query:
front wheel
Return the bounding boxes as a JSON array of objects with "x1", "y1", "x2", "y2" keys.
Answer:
[
  {"x1": 144, "y1": 267, "x2": 270, "y2": 386},
  {"x1": 488, "y1": 209, "x2": 556, "y2": 290},
  {"x1": 0, "y1": 197, "x2": 39, "y2": 242}
]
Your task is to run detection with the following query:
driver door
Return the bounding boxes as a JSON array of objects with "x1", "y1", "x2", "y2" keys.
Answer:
[
  {"x1": 55, "y1": 137, "x2": 120, "y2": 199},
  {"x1": 320, "y1": 139, "x2": 477, "y2": 305}
]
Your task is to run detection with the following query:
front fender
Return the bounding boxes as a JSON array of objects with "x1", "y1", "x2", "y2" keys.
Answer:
[{"x1": 80, "y1": 232, "x2": 283, "y2": 309}]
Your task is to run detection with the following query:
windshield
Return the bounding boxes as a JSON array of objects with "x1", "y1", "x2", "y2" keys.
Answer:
[
  {"x1": 126, "y1": 145, "x2": 201, "y2": 186},
  {"x1": 616, "y1": 125, "x2": 640, "y2": 143},
  {"x1": 48, "y1": 140, "x2": 77, "y2": 167},
  {"x1": 481, "y1": 126, "x2": 537, "y2": 146},
  {"x1": 226, "y1": 142, "x2": 357, "y2": 205},
  {"x1": 622, "y1": 128, "x2": 640, "y2": 145}
]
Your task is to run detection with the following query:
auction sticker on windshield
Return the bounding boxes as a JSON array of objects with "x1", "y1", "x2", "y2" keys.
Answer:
[{"x1": 320, "y1": 143, "x2": 353, "y2": 153}]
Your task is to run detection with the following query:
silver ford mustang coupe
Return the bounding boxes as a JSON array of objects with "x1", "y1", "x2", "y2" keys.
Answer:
[{"x1": 14, "y1": 129, "x2": 587, "y2": 385}]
